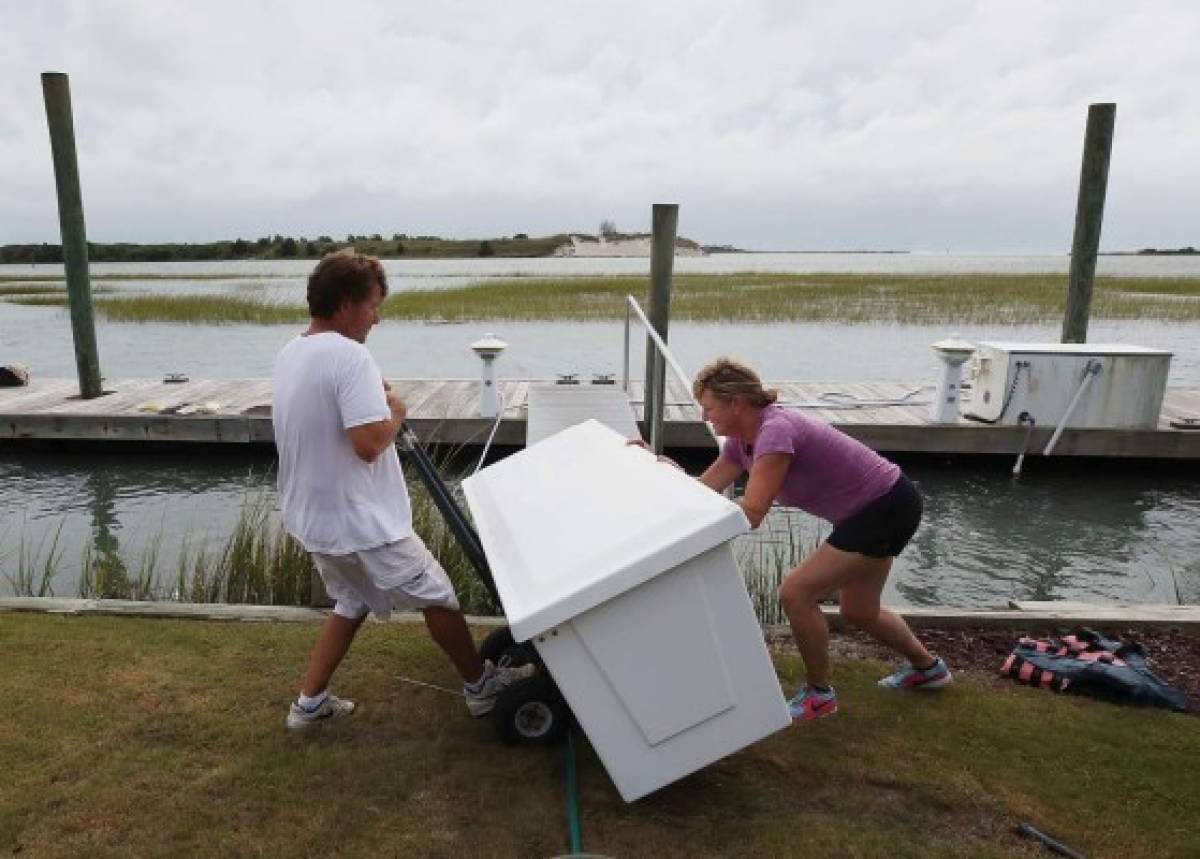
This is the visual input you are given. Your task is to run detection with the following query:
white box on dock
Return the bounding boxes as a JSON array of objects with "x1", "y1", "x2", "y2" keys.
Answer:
[
  {"x1": 964, "y1": 342, "x2": 1172, "y2": 429},
  {"x1": 462, "y1": 419, "x2": 790, "y2": 802}
]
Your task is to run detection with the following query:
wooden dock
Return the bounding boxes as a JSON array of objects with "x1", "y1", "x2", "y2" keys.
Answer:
[{"x1": 3, "y1": 376, "x2": 1200, "y2": 458}]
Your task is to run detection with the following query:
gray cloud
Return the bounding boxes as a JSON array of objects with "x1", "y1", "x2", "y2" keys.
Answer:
[{"x1": 2, "y1": 0, "x2": 1197, "y2": 250}]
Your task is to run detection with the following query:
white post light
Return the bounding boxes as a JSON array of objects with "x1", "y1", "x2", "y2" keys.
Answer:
[
  {"x1": 930, "y1": 335, "x2": 975, "y2": 423},
  {"x1": 471, "y1": 333, "x2": 507, "y2": 418}
]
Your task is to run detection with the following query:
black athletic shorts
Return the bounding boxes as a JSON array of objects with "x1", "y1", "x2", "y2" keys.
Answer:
[{"x1": 826, "y1": 473, "x2": 922, "y2": 558}]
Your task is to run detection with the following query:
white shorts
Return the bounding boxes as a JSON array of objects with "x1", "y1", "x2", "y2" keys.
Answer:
[{"x1": 312, "y1": 534, "x2": 460, "y2": 621}]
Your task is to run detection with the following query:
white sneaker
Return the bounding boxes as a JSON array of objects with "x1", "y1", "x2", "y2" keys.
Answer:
[
  {"x1": 464, "y1": 658, "x2": 537, "y2": 717},
  {"x1": 286, "y1": 694, "x2": 357, "y2": 731}
]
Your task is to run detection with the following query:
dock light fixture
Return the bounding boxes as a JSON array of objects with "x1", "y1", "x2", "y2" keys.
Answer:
[
  {"x1": 930, "y1": 335, "x2": 976, "y2": 423},
  {"x1": 471, "y1": 333, "x2": 507, "y2": 418}
]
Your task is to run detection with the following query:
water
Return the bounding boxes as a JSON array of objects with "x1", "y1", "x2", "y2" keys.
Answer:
[
  {"x1": 896, "y1": 462, "x2": 1200, "y2": 607},
  {"x1": 751, "y1": 459, "x2": 1200, "y2": 610},
  {"x1": 0, "y1": 448, "x2": 273, "y2": 601},
  {"x1": 1, "y1": 448, "x2": 1196, "y2": 609},
  {"x1": 2, "y1": 253, "x2": 1199, "y2": 609},
  {"x1": 7, "y1": 250, "x2": 1200, "y2": 280},
  {"x1": 2, "y1": 254, "x2": 1200, "y2": 384},
  {"x1": 4, "y1": 310, "x2": 1200, "y2": 386}
]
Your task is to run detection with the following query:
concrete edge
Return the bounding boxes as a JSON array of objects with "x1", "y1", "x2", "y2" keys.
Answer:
[
  {"x1": 804, "y1": 604, "x2": 1200, "y2": 634},
  {"x1": 0, "y1": 597, "x2": 505, "y2": 627},
  {"x1": 2, "y1": 597, "x2": 1196, "y2": 633}
]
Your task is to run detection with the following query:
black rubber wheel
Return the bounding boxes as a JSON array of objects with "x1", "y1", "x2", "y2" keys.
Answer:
[
  {"x1": 490, "y1": 674, "x2": 569, "y2": 747},
  {"x1": 478, "y1": 625, "x2": 529, "y2": 666}
]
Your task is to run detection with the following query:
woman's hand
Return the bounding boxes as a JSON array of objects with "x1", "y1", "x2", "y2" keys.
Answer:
[{"x1": 626, "y1": 437, "x2": 682, "y2": 470}]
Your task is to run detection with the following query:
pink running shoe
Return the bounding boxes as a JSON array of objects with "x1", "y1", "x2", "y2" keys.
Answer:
[
  {"x1": 878, "y1": 656, "x2": 953, "y2": 690},
  {"x1": 788, "y1": 686, "x2": 839, "y2": 722}
]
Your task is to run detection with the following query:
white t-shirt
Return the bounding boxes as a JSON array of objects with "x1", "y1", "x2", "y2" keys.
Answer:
[{"x1": 272, "y1": 332, "x2": 412, "y2": 554}]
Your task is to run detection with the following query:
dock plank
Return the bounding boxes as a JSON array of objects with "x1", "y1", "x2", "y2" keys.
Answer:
[
  {"x1": 504, "y1": 380, "x2": 531, "y2": 414},
  {"x1": 1161, "y1": 389, "x2": 1200, "y2": 427},
  {"x1": 443, "y1": 379, "x2": 484, "y2": 421},
  {"x1": 416, "y1": 379, "x2": 468, "y2": 419},
  {"x1": 864, "y1": 381, "x2": 932, "y2": 426},
  {"x1": 391, "y1": 379, "x2": 445, "y2": 416},
  {"x1": 4, "y1": 378, "x2": 1200, "y2": 458},
  {"x1": 0, "y1": 378, "x2": 79, "y2": 411}
]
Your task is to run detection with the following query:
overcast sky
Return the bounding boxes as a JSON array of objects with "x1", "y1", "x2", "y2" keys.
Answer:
[{"x1": 2, "y1": 1, "x2": 1198, "y2": 251}]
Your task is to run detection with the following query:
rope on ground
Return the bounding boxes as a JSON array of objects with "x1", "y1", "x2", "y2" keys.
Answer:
[
  {"x1": 394, "y1": 675, "x2": 464, "y2": 697},
  {"x1": 781, "y1": 385, "x2": 933, "y2": 409}
]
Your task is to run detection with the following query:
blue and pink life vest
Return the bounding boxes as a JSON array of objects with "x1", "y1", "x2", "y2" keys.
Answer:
[{"x1": 1001, "y1": 628, "x2": 1189, "y2": 713}]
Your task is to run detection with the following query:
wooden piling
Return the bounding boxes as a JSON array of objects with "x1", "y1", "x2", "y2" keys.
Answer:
[
  {"x1": 1062, "y1": 103, "x2": 1116, "y2": 344},
  {"x1": 644, "y1": 203, "x2": 678, "y2": 454},
  {"x1": 41, "y1": 72, "x2": 104, "y2": 399}
]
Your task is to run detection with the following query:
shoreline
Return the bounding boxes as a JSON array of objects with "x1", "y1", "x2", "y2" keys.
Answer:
[
  {"x1": 4, "y1": 597, "x2": 1195, "y2": 713},
  {"x1": 4, "y1": 237, "x2": 1197, "y2": 264}
]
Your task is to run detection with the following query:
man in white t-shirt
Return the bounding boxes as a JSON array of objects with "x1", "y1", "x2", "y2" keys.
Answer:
[{"x1": 273, "y1": 250, "x2": 532, "y2": 731}]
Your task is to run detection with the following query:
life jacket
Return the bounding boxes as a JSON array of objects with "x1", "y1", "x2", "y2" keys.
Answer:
[{"x1": 1000, "y1": 627, "x2": 1190, "y2": 713}]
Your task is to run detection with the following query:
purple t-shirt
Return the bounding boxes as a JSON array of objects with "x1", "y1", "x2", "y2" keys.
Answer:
[{"x1": 721, "y1": 404, "x2": 900, "y2": 524}]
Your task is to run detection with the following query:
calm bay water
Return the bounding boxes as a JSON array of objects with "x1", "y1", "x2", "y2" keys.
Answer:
[
  {"x1": 1, "y1": 448, "x2": 1196, "y2": 609},
  {"x1": 2, "y1": 253, "x2": 1198, "y2": 608}
]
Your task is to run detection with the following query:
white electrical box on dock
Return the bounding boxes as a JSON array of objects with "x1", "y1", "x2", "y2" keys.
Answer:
[
  {"x1": 462, "y1": 419, "x2": 790, "y2": 802},
  {"x1": 964, "y1": 342, "x2": 1172, "y2": 428}
]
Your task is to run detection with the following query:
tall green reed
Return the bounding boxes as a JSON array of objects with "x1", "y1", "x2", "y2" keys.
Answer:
[
  {"x1": 37, "y1": 462, "x2": 490, "y2": 612},
  {"x1": 736, "y1": 506, "x2": 825, "y2": 626},
  {"x1": 6, "y1": 450, "x2": 806, "y2": 623},
  {"x1": 4, "y1": 517, "x2": 64, "y2": 598},
  {"x1": 170, "y1": 490, "x2": 315, "y2": 606}
]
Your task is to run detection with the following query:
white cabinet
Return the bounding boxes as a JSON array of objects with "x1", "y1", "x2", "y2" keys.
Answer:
[
  {"x1": 964, "y1": 342, "x2": 1171, "y2": 428},
  {"x1": 463, "y1": 420, "x2": 791, "y2": 801}
]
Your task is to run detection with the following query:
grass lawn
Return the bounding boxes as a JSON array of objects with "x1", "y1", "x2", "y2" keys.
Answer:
[{"x1": 1, "y1": 613, "x2": 1196, "y2": 858}]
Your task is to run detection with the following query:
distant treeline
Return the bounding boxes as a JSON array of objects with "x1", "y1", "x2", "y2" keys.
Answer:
[
  {"x1": 0, "y1": 233, "x2": 571, "y2": 264},
  {"x1": 1136, "y1": 247, "x2": 1198, "y2": 256}
]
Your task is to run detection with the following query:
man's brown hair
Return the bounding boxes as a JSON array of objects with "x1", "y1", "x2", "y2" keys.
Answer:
[{"x1": 306, "y1": 250, "x2": 388, "y2": 319}]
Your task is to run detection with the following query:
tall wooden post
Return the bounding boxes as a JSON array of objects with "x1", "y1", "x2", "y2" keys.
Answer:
[
  {"x1": 644, "y1": 204, "x2": 678, "y2": 454},
  {"x1": 42, "y1": 72, "x2": 103, "y2": 398},
  {"x1": 1062, "y1": 103, "x2": 1116, "y2": 344}
]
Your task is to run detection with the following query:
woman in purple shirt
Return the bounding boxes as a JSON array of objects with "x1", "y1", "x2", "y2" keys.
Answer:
[{"x1": 693, "y1": 358, "x2": 951, "y2": 722}]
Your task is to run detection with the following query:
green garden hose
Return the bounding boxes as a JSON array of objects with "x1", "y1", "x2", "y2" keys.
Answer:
[{"x1": 565, "y1": 727, "x2": 583, "y2": 854}]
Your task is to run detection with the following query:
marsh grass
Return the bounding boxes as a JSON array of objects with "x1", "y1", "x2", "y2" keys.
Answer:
[
  {"x1": 34, "y1": 272, "x2": 1200, "y2": 324},
  {"x1": 173, "y1": 492, "x2": 315, "y2": 605},
  {"x1": 737, "y1": 507, "x2": 825, "y2": 625},
  {"x1": 98, "y1": 294, "x2": 306, "y2": 323},
  {"x1": 79, "y1": 536, "x2": 158, "y2": 601},
  {"x1": 407, "y1": 272, "x2": 1200, "y2": 324},
  {"x1": 2, "y1": 517, "x2": 64, "y2": 598},
  {"x1": 1, "y1": 285, "x2": 113, "y2": 303},
  {"x1": 408, "y1": 476, "x2": 497, "y2": 615},
  {"x1": 0, "y1": 284, "x2": 69, "y2": 296},
  {"x1": 3, "y1": 470, "x2": 495, "y2": 614},
  {"x1": 0, "y1": 272, "x2": 280, "y2": 283}
]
